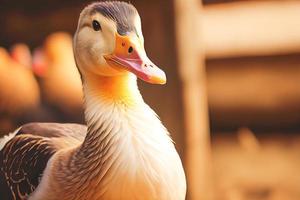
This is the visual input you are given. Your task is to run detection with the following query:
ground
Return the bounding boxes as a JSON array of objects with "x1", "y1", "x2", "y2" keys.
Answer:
[{"x1": 212, "y1": 129, "x2": 300, "y2": 200}]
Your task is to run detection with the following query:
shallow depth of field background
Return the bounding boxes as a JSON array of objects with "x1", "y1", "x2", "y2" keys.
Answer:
[{"x1": 1, "y1": 0, "x2": 300, "y2": 199}]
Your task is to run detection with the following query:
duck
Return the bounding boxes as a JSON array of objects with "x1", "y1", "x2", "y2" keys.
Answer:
[
  {"x1": 35, "y1": 32, "x2": 84, "y2": 122},
  {"x1": 0, "y1": 47, "x2": 40, "y2": 132},
  {"x1": 9, "y1": 43, "x2": 62, "y2": 126},
  {"x1": 0, "y1": 2, "x2": 186, "y2": 200}
]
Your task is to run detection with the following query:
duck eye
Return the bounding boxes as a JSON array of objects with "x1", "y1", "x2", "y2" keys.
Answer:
[{"x1": 92, "y1": 20, "x2": 101, "y2": 31}]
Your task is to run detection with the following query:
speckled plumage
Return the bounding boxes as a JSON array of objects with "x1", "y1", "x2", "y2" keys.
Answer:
[{"x1": 0, "y1": 123, "x2": 86, "y2": 200}]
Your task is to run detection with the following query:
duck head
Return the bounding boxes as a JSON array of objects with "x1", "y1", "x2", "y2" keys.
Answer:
[{"x1": 73, "y1": 1, "x2": 166, "y2": 85}]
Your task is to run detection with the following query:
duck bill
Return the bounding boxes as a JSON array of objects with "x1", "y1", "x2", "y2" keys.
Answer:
[{"x1": 103, "y1": 33, "x2": 166, "y2": 84}]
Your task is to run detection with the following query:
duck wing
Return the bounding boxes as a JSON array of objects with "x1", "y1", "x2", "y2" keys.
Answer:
[
  {"x1": 0, "y1": 123, "x2": 87, "y2": 200},
  {"x1": 17, "y1": 122, "x2": 87, "y2": 141}
]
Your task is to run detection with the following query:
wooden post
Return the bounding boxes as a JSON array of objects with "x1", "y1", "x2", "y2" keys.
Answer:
[{"x1": 174, "y1": 0, "x2": 212, "y2": 199}]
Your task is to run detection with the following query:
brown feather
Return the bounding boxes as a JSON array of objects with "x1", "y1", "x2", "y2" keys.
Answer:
[{"x1": 0, "y1": 123, "x2": 87, "y2": 200}]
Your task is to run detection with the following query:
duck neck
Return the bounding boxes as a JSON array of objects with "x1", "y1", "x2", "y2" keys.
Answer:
[
  {"x1": 83, "y1": 72, "x2": 143, "y2": 103},
  {"x1": 82, "y1": 72, "x2": 143, "y2": 150},
  {"x1": 70, "y1": 72, "x2": 144, "y2": 177}
]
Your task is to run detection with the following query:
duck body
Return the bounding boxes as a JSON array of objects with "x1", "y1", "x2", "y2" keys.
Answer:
[
  {"x1": 29, "y1": 75, "x2": 185, "y2": 200},
  {"x1": 0, "y1": 2, "x2": 186, "y2": 199},
  {"x1": 0, "y1": 48, "x2": 40, "y2": 116},
  {"x1": 1, "y1": 75, "x2": 185, "y2": 200},
  {"x1": 0, "y1": 47, "x2": 40, "y2": 132}
]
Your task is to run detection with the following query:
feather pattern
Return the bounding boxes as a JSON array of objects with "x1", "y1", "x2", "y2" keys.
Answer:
[
  {"x1": 0, "y1": 134, "x2": 57, "y2": 200},
  {"x1": 28, "y1": 80, "x2": 186, "y2": 200},
  {"x1": 0, "y1": 124, "x2": 86, "y2": 200}
]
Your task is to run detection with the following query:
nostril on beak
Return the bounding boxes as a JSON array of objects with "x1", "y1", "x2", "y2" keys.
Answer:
[{"x1": 128, "y1": 46, "x2": 133, "y2": 54}]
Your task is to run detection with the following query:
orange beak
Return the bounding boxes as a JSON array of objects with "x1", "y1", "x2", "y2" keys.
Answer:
[{"x1": 103, "y1": 33, "x2": 166, "y2": 84}]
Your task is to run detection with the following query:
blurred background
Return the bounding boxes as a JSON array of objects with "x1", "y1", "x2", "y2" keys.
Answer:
[{"x1": 1, "y1": 0, "x2": 300, "y2": 199}]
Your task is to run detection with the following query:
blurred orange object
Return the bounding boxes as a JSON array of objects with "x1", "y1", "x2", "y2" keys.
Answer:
[
  {"x1": 0, "y1": 47, "x2": 40, "y2": 131},
  {"x1": 10, "y1": 43, "x2": 32, "y2": 68},
  {"x1": 35, "y1": 32, "x2": 83, "y2": 120},
  {"x1": 32, "y1": 47, "x2": 48, "y2": 77}
]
